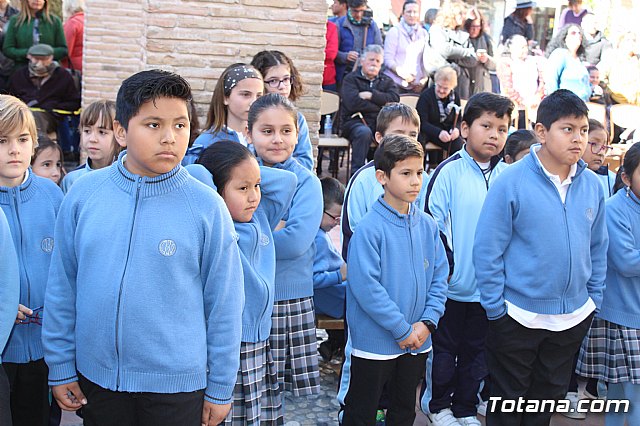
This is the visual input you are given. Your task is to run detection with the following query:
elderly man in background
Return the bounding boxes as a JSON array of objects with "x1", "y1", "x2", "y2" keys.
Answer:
[{"x1": 340, "y1": 44, "x2": 399, "y2": 174}]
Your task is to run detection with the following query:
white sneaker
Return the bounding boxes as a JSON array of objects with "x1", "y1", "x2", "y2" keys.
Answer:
[
  {"x1": 477, "y1": 400, "x2": 487, "y2": 417},
  {"x1": 561, "y1": 391, "x2": 587, "y2": 420},
  {"x1": 457, "y1": 416, "x2": 481, "y2": 426},
  {"x1": 429, "y1": 408, "x2": 462, "y2": 426}
]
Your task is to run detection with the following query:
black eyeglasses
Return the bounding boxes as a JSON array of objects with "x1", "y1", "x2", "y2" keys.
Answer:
[
  {"x1": 265, "y1": 76, "x2": 293, "y2": 88},
  {"x1": 324, "y1": 210, "x2": 340, "y2": 221},
  {"x1": 587, "y1": 141, "x2": 613, "y2": 154}
]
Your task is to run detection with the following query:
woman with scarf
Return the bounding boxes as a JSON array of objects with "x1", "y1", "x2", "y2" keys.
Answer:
[
  {"x1": 383, "y1": 0, "x2": 429, "y2": 93},
  {"x1": 2, "y1": 0, "x2": 67, "y2": 72}
]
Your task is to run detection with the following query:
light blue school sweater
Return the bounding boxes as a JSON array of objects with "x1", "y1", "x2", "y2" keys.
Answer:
[
  {"x1": 593, "y1": 166, "x2": 616, "y2": 198},
  {"x1": 341, "y1": 160, "x2": 430, "y2": 260},
  {"x1": 60, "y1": 158, "x2": 94, "y2": 194},
  {"x1": 473, "y1": 145, "x2": 608, "y2": 320},
  {"x1": 347, "y1": 197, "x2": 449, "y2": 355},
  {"x1": 0, "y1": 208, "x2": 19, "y2": 363},
  {"x1": 313, "y1": 228, "x2": 345, "y2": 318},
  {"x1": 1, "y1": 171, "x2": 63, "y2": 363},
  {"x1": 43, "y1": 153, "x2": 244, "y2": 404},
  {"x1": 294, "y1": 112, "x2": 314, "y2": 171},
  {"x1": 426, "y1": 146, "x2": 507, "y2": 303},
  {"x1": 598, "y1": 189, "x2": 640, "y2": 329},
  {"x1": 186, "y1": 164, "x2": 297, "y2": 342},
  {"x1": 261, "y1": 156, "x2": 323, "y2": 301}
]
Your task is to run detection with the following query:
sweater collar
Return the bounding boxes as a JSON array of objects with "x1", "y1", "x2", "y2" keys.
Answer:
[
  {"x1": 525, "y1": 143, "x2": 586, "y2": 179},
  {"x1": 110, "y1": 151, "x2": 191, "y2": 198},
  {"x1": 372, "y1": 195, "x2": 416, "y2": 227},
  {"x1": 0, "y1": 168, "x2": 38, "y2": 204},
  {"x1": 460, "y1": 144, "x2": 502, "y2": 170},
  {"x1": 622, "y1": 188, "x2": 640, "y2": 214}
]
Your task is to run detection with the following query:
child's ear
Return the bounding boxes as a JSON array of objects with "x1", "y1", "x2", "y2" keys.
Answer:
[
  {"x1": 375, "y1": 169, "x2": 388, "y2": 187},
  {"x1": 244, "y1": 126, "x2": 252, "y2": 145},
  {"x1": 621, "y1": 171, "x2": 632, "y2": 188},
  {"x1": 460, "y1": 120, "x2": 470, "y2": 139},
  {"x1": 374, "y1": 131, "x2": 383, "y2": 144},
  {"x1": 534, "y1": 122, "x2": 547, "y2": 145},
  {"x1": 113, "y1": 120, "x2": 127, "y2": 148}
]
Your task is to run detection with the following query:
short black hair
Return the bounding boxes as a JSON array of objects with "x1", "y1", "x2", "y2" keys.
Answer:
[
  {"x1": 536, "y1": 89, "x2": 588, "y2": 130},
  {"x1": 320, "y1": 177, "x2": 345, "y2": 209},
  {"x1": 197, "y1": 140, "x2": 255, "y2": 196},
  {"x1": 115, "y1": 69, "x2": 192, "y2": 130},
  {"x1": 619, "y1": 143, "x2": 640, "y2": 194},
  {"x1": 504, "y1": 129, "x2": 537, "y2": 159},
  {"x1": 462, "y1": 92, "x2": 514, "y2": 128},
  {"x1": 374, "y1": 134, "x2": 424, "y2": 176},
  {"x1": 348, "y1": 0, "x2": 366, "y2": 8}
]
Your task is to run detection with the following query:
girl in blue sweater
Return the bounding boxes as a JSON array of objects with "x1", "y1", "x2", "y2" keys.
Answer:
[
  {"x1": 189, "y1": 141, "x2": 297, "y2": 425},
  {"x1": 577, "y1": 144, "x2": 640, "y2": 426},
  {"x1": 183, "y1": 63, "x2": 264, "y2": 165},
  {"x1": 247, "y1": 93, "x2": 323, "y2": 398}
]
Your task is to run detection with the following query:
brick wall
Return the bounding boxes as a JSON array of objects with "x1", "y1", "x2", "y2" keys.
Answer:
[{"x1": 83, "y1": 0, "x2": 328, "y2": 147}]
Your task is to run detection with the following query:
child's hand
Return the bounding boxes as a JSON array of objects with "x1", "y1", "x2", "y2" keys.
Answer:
[
  {"x1": 412, "y1": 322, "x2": 430, "y2": 344},
  {"x1": 439, "y1": 130, "x2": 451, "y2": 143},
  {"x1": 52, "y1": 382, "x2": 87, "y2": 411},
  {"x1": 275, "y1": 220, "x2": 286, "y2": 231},
  {"x1": 449, "y1": 128, "x2": 460, "y2": 140},
  {"x1": 340, "y1": 263, "x2": 347, "y2": 282},
  {"x1": 15, "y1": 304, "x2": 32, "y2": 323},
  {"x1": 202, "y1": 401, "x2": 231, "y2": 426},
  {"x1": 398, "y1": 328, "x2": 421, "y2": 351}
]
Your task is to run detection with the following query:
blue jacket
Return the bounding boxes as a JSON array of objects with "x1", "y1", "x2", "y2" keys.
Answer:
[
  {"x1": 341, "y1": 160, "x2": 429, "y2": 260},
  {"x1": 61, "y1": 158, "x2": 94, "y2": 194},
  {"x1": 1, "y1": 172, "x2": 62, "y2": 363},
  {"x1": 593, "y1": 166, "x2": 616, "y2": 198},
  {"x1": 43, "y1": 154, "x2": 244, "y2": 404},
  {"x1": 313, "y1": 229, "x2": 343, "y2": 291},
  {"x1": 264, "y1": 156, "x2": 323, "y2": 301},
  {"x1": 182, "y1": 112, "x2": 313, "y2": 171},
  {"x1": 598, "y1": 189, "x2": 640, "y2": 328},
  {"x1": 474, "y1": 146, "x2": 608, "y2": 320},
  {"x1": 0, "y1": 208, "x2": 19, "y2": 363},
  {"x1": 545, "y1": 48, "x2": 591, "y2": 102},
  {"x1": 335, "y1": 15, "x2": 383, "y2": 83},
  {"x1": 347, "y1": 197, "x2": 448, "y2": 355},
  {"x1": 426, "y1": 147, "x2": 507, "y2": 302},
  {"x1": 186, "y1": 164, "x2": 297, "y2": 342}
]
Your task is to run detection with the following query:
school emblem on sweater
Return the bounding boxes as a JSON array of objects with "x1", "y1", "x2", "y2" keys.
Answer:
[
  {"x1": 585, "y1": 208, "x2": 594, "y2": 222},
  {"x1": 424, "y1": 259, "x2": 429, "y2": 270},
  {"x1": 260, "y1": 233, "x2": 270, "y2": 246},
  {"x1": 41, "y1": 237, "x2": 54, "y2": 253},
  {"x1": 158, "y1": 239, "x2": 177, "y2": 257}
]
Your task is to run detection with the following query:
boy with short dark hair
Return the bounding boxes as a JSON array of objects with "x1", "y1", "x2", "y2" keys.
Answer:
[
  {"x1": 474, "y1": 89, "x2": 608, "y2": 425},
  {"x1": 42, "y1": 70, "x2": 244, "y2": 426},
  {"x1": 425, "y1": 92, "x2": 514, "y2": 426},
  {"x1": 338, "y1": 134, "x2": 448, "y2": 425}
]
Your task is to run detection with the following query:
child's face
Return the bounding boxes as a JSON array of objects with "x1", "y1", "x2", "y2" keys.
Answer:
[
  {"x1": 32, "y1": 146, "x2": 62, "y2": 184},
  {"x1": 263, "y1": 65, "x2": 292, "y2": 99},
  {"x1": 589, "y1": 69, "x2": 600, "y2": 87},
  {"x1": 222, "y1": 158, "x2": 261, "y2": 223},
  {"x1": 321, "y1": 202, "x2": 342, "y2": 232},
  {"x1": 435, "y1": 78, "x2": 455, "y2": 99},
  {"x1": 375, "y1": 155, "x2": 424, "y2": 214},
  {"x1": 582, "y1": 128, "x2": 609, "y2": 171},
  {"x1": 461, "y1": 112, "x2": 510, "y2": 163},
  {"x1": 247, "y1": 106, "x2": 297, "y2": 167},
  {"x1": 375, "y1": 116, "x2": 419, "y2": 143},
  {"x1": 0, "y1": 127, "x2": 34, "y2": 187},
  {"x1": 82, "y1": 113, "x2": 115, "y2": 170},
  {"x1": 114, "y1": 97, "x2": 190, "y2": 177},
  {"x1": 535, "y1": 115, "x2": 589, "y2": 170},
  {"x1": 224, "y1": 78, "x2": 264, "y2": 129}
]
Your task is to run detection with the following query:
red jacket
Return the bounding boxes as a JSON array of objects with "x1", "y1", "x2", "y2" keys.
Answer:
[
  {"x1": 62, "y1": 12, "x2": 83, "y2": 72},
  {"x1": 323, "y1": 21, "x2": 338, "y2": 87}
]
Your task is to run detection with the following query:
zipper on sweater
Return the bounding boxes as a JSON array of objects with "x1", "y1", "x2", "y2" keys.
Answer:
[
  {"x1": 252, "y1": 224, "x2": 271, "y2": 338},
  {"x1": 12, "y1": 189, "x2": 32, "y2": 359},
  {"x1": 561, "y1": 188, "x2": 573, "y2": 311},
  {"x1": 471, "y1": 159, "x2": 493, "y2": 191},
  {"x1": 407, "y1": 214, "x2": 419, "y2": 346},
  {"x1": 114, "y1": 178, "x2": 142, "y2": 389}
]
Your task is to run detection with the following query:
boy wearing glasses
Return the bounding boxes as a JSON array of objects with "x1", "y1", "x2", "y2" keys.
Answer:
[
  {"x1": 313, "y1": 177, "x2": 346, "y2": 362},
  {"x1": 43, "y1": 70, "x2": 244, "y2": 426},
  {"x1": 582, "y1": 118, "x2": 616, "y2": 197},
  {"x1": 474, "y1": 90, "x2": 608, "y2": 425}
]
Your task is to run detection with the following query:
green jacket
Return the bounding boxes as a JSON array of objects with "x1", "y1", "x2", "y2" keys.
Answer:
[{"x1": 2, "y1": 14, "x2": 67, "y2": 68}]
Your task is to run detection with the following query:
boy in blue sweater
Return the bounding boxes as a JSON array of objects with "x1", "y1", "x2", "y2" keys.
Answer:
[
  {"x1": 474, "y1": 89, "x2": 608, "y2": 426},
  {"x1": 313, "y1": 177, "x2": 346, "y2": 362},
  {"x1": 339, "y1": 134, "x2": 449, "y2": 425},
  {"x1": 426, "y1": 92, "x2": 514, "y2": 426},
  {"x1": 0, "y1": 94, "x2": 63, "y2": 426},
  {"x1": 42, "y1": 70, "x2": 244, "y2": 426}
]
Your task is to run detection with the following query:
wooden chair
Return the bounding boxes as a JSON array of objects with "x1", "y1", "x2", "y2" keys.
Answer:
[
  {"x1": 315, "y1": 314, "x2": 344, "y2": 330},
  {"x1": 399, "y1": 94, "x2": 419, "y2": 109},
  {"x1": 318, "y1": 90, "x2": 351, "y2": 180},
  {"x1": 586, "y1": 102, "x2": 607, "y2": 126}
]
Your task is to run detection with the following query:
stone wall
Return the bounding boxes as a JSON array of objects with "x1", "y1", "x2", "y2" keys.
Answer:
[{"x1": 83, "y1": 0, "x2": 328, "y2": 147}]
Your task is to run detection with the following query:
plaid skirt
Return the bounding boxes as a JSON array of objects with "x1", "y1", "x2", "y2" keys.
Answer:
[
  {"x1": 576, "y1": 317, "x2": 640, "y2": 384},
  {"x1": 269, "y1": 297, "x2": 320, "y2": 396},
  {"x1": 224, "y1": 340, "x2": 284, "y2": 426}
]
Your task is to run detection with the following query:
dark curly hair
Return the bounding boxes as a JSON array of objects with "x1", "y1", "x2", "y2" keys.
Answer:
[{"x1": 544, "y1": 24, "x2": 588, "y2": 60}]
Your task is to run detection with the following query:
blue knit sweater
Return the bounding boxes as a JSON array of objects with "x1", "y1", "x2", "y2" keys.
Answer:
[
  {"x1": 0, "y1": 208, "x2": 19, "y2": 363},
  {"x1": 42, "y1": 154, "x2": 244, "y2": 404},
  {"x1": 60, "y1": 158, "x2": 94, "y2": 194},
  {"x1": 1, "y1": 172, "x2": 62, "y2": 363},
  {"x1": 347, "y1": 197, "x2": 449, "y2": 355},
  {"x1": 186, "y1": 164, "x2": 297, "y2": 342},
  {"x1": 474, "y1": 146, "x2": 608, "y2": 320},
  {"x1": 598, "y1": 189, "x2": 640, "y2": 328}
]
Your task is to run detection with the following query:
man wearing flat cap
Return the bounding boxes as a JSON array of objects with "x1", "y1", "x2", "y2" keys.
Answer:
[{"x1": 7, "y1": 43, "x2": 80, "y2": 136}]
